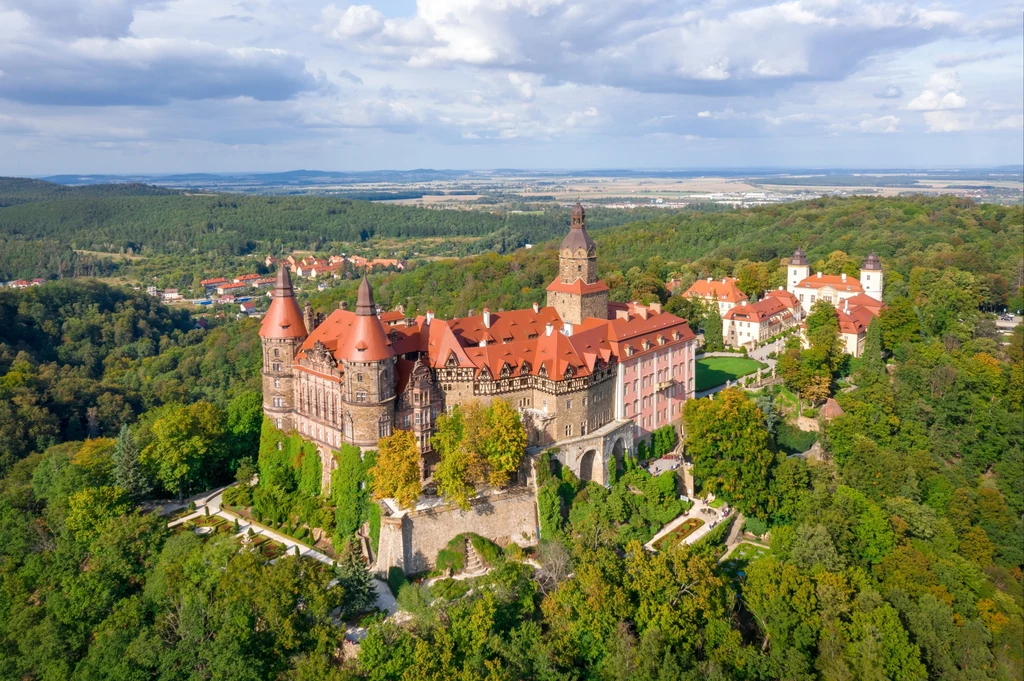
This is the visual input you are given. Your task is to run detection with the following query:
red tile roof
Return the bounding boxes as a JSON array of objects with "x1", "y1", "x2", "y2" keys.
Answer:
[
  {"x1": 683, "y1": 277, "x2": 748, "y2": 303},
  {"x1": 545, "y1": 278, "x2": 610, "y2": 295},
  {"x1": 796, "y1": 273, "x2": 864, "y2": 292}
]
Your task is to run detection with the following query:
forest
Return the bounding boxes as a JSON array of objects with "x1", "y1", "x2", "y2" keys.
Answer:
[
  {"x1": 312, "y1": 194, "x2": 1023, "y2": 319},
  {"x1": 0, "y1": 193, "x2": 1021, "y2": 680},
  {"x1": 0, "y1": 177, "x2": 671, "y2": 280}
]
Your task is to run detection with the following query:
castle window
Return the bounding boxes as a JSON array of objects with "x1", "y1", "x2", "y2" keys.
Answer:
[
  {"x1": 272, "y1": 362, "x2": 282, "y2": 372},
  {"x1": 566, "y1": 399, "x2": 572, "y2": 409},
  {"x1": 276, "y1": 418, "x2": 282, "y2": 429},
  {"x1": 564, "y1": 424, "x2": 573, "y2": 437},
  {"x1": 403, "y1": 414, "x2": 410, "y2": 428},
  {"x1": 273, "y1": 397, "x2": 284, "y2": 408},
  {"x1": 581, "y1": 422, "x2": 587, "y2": 436},
  {"x1": 274, "y1": 378, "x2": 281, "y2": 388},
  {"x1": 357, "y1": 373, "x2": 363, "y2": 382},
  {"x1": 273, "y1": 348, "x2": 279, "y2": 358},
  {"x1": 356, "y1": 391, "x2": 366, "y2": 403}
]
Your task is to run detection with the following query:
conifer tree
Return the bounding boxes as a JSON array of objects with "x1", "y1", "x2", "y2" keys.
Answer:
[
  {"x1": 112, "y1": 423, "x2": 150, "y2": 501},
  {"x1": 704, "y1": 303, "x2": 724, "y2": 352},
  {"x1": 335, "y1": 538, "x2": 376, "y2": 619},
  {"x1": 861, "y1": 318, "x2": 885, "y2": 379}
]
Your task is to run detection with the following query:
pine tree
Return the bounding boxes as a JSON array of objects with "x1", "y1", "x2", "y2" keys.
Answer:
[
  {"x1": 704, "y1": 303, "x2": 724, "y2": 352},
  {"x1": 861, "y1": 318, "x2": 885, "y2": 378},
  {"x1": 335, "y1": 538, "x2": 376, "y2": 619},
  {"x1": 113, "y1": 424, "x2": 150, "y2": 502}
]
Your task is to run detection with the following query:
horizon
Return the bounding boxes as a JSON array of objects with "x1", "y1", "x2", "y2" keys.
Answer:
[{"x1": 1, "y1": 0, "x2": 1022, "y2": 174}]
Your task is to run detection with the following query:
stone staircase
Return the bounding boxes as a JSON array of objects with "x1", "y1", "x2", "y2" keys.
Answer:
[{"x1": 463, "y1": 538, "x2": 485, "y2": 574}]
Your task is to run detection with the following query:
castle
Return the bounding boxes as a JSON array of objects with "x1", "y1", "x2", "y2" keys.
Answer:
[{"x1": 259, "y1": 203, "x2": 697, "y2": 492}]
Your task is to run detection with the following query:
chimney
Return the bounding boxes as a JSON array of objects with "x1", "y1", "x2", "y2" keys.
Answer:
[
  {"x1": 532, "y1": 302, "x2": 540, "y2": 313},
  {"x1": 468, "y1": 308, "x2": 475, "y2": 317},
  {"x1": 844, "y1": 299, "x2": 849, "y2": 313},
  {"x1": 545, "y1": 322, "x2": 554, "y2": 337},
  {"x1": 396, "y1": 304, "x2": 405, "y2": 314},
  {"x1": 778, "y1": 286, "x2": 783, "y2": 290},
  {"x1": 817, "y1": 272, "x2": 822, "y2": 278},
  {"x1": 636, "y1": 307, "x2": 649, "y2": 320},
  {"x1": 483, "y1": 308, "x2": 491, "y2": 328},
  {"x1": 742, "y1": 300, "x2": 747, "y2": 306},
  {"x1": 340, "y1": 300, "x2": 348, "y2": 310},
  {"x1": 563, "y1": 322, "x2": 573, "y2": 336},
  {"x1": 616, "y1": 309, "x2": 631, "y2": 320},
  {"x1": 479, "y1": 339, "x2": 487, "y2": 347},
  {"x1": 841, "y1": 273, "x2": 847, "y2": 282},
  {"x1": 426, "y1": 310, "x2": 434, "y2": 324},
  {"x1": 649, "y1": 302, "x2": 662, "y2": 314}
]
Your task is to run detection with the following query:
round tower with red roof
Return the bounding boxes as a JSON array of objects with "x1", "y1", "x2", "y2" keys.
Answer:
[
  {"x1": 259, "y1": 265, "x2": 308, "y2": 431},
  {"x1": 338, "y1": 276, "x2": 397, "y2": 447}
]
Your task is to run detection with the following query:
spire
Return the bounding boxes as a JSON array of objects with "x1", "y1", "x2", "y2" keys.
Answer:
[
  {"x1": 356, "y1": 275, "x2": 376, "y2": 316},
  {"x1": 861, "y1": 252, "x2": 881, "y2": 271},
  {"x1": 561, "y1": 202, "x2": 596, "y2": 252},
  {"x1": 790, "y1": 247, "x2": 808, "y2": 266},
  {"x1": 259, "y1": 264, "x2": 307, "y2": 339}
]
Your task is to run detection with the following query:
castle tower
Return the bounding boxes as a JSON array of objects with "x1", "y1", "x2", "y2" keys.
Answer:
[
  {"x1": 546, "y1": 202, "x2": 609, "y2": 324},
  {"x1": 259, "y1": 265, "x2": 308, "y2": 431},
  {"x1": 787, "y1": 247, "x2": 810, "y2": 294},
  {"x1": 860, "y1": 252, "x2": 883, "y2": 301},
  {"x1": 338, "y1": 276, "x2": 396, "y2": 447}
]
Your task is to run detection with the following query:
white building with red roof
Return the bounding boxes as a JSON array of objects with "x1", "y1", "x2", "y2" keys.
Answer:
[
  {"x1": 787, "y1": 249, "x2": 887, "y2": 357},
  {"x1": 722, "y1": 288, "x2": 801, "y2": 348},
  {"x1": 260, "y1": 204, "x2": 697, "y2": 491},
  {"x1": 680, "y1": 276, "x2": 749, "y2": 314}
]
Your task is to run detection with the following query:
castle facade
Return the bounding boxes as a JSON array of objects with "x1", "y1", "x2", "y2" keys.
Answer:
[{"x1": 260, "y1": 204, "x2": 697, "y2": 491}]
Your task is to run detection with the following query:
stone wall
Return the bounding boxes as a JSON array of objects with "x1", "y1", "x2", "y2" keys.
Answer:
[
  {"x1": 549, "y1": 419, "x2": 632, "y2": 485},
  {"x1": 374, "y1": 487, "x2": 539, "y2": 576}
]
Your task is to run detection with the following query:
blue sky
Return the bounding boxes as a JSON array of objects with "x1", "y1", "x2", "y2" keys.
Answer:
[{"x1": 0, "y1": 0, "x2": 1021, "y2": 174}]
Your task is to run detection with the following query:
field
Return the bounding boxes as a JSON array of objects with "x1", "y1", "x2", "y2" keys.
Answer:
[
  {"x1": 720, "y1": 542, "x2": 771, "y2": 580},
  {"x1": 695, "y1": 357, "x2": 768, "y2": 392}
]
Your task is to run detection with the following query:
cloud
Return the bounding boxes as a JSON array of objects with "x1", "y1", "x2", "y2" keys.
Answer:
[
  {"x1": 2, "y1": 0, "x2": 166, "y2": 38},
  {"x1": 874, "y1": 84, "x2": 903, "y2": 99},
  {"x1": 318, "y1": 0, "x2": 970, "y2": 96},
  {"x1": 934, "y1": 50, "x2": 1008, "y2": 67},
  {"x1": 339, "y1": 69, "x2": 363, "y2": 84},
  {"x1": 923, "y1": 110, "x2": 975, "y2": 132},
  {"x1": 697, "y1": 111, "x2": 711, "y2": 118},
  {"x1": 565, "y1": 107, "x2": 598, "y2": 128},
  {"x1": 859, "y1": 115, "x2": 900, "y2": 133},
  {"x1": 906, "y1": 71, "x2": 967, "y2": 111},
  {"x1": 0, "y1": 38, "x2": 318, "y2": 105}
]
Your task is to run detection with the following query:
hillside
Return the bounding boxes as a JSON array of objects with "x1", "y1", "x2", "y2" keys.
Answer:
[
  {"x1": 312, "y1": 194, "x2": 1024, "y2": 318},
  {"x1": 0, "y1": 177, "x2": 672, "y2": 280}
]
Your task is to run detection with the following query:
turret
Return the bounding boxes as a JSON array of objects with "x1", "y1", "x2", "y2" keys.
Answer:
[
  {"x1": 338, "y1": 276, "x2": 396, "y2": 447},
  {"x1": 860, "y1": 252, "x2": 883, "y2": 301},
  {"x1": 259, "y1": 265, "x2": 308, "y2": 431},
  {"x1": 787, "y1": 247, "x2": 810, "y2": 294},
  {"x1": 546, "y1": 202, "x2": 609, "y2": 324}
]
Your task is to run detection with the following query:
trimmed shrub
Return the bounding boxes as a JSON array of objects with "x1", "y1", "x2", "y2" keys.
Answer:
[
  {"x1": 386, "y1": 566, "x2": 407, "y2": 597},
  {"x1": 744, "y1": 516, "x2": 768, "y2": 537},
  {"x1": 468, "y1": 534, "x2": 503, "y2": 565},
  {"x1": 435, "y1": 547, "x2": 465, "y2": 574},
  {"x1": 537, "y1": 480, "x2": 563, "y2": 539}
]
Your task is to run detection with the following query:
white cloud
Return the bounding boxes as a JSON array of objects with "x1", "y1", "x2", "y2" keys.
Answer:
[
  {"x1": 565, "y1": 107, "x2": 598, "y2": 127},
  {"x1": 906, "y1": 70, "x2": 968, "y2": 111},
  {"x1": 874, "y1": 84, "x2": 903, "y2": 99},
  {"x1": 934, "y1": 50, "x2": 1008, "y2": 67},
  {"x1": 697, "y1": 111, "x2": 711, "y2": 118},
  {"x1": 923, "y1": 110, "x2": 975, "y2": 132},
  {"x1": 859, "y1": 115, "x2": 900, "y2": 133}
]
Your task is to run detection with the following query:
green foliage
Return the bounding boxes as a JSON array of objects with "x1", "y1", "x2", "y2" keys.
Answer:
[
  {"x1": 702, "y1": 302, "x2": 724, "y2": 351},
  {"x1": 684, "y1": 388, "x2": 776, "y2": 517},
  {"x1": 331, "y1": 444, "x2": 375, "y2": 542},
  {"x1": 743, "y1": 516, "x2": 768, "y2": 536},
  {"x1": 386, "y1": 566, "x2": 407, "y2": 597},
  {"x1": 334, "y1": 538, "x2": 376, "y2": 620},
  {"x1": 649, "y1": 425, "x2": 678, "y2": 457},
  {"x1": 537, "y1": 479, "x2": 564, "y2": 539}
]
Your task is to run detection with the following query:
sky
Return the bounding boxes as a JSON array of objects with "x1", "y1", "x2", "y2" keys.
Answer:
[{"x1": 0, "y1": 0, "x2": 1022, "y2": 175}]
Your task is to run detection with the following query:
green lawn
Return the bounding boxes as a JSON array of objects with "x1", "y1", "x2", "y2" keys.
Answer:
[{"x1": 695, "y1": 357, "x2": 768, "y2": 392}]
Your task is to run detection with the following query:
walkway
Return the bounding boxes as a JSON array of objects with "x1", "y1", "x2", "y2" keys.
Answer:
[
  {"x1": 169, "y1": 488, "x2": 397, "y2": 616},
  {"x1": 644, "y1": 497, "x2": 732, "y2": 551}
]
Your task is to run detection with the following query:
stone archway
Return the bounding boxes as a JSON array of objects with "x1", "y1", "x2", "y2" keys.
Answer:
[
  {"x1": 579, "y1": 449, "x2": 598, "y2": 482},
  {"x1": 611, "y1": 438, "x2": 625, "y2": 476}
]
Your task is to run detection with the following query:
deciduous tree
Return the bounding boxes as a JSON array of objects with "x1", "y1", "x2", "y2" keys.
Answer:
[{"x1": 370, "y1": 430, "x2": 421, "y2": 509}]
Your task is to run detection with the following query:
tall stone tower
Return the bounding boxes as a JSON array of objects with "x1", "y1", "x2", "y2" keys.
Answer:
[
  {"x1": 787, "y1": 247, "x2": 810, "y2": 294},
  {"x1": 860, "y1": 252, "x2": 883, "y2": 301},
  {"x1": 338, "y1": 276, "x2": 396, "y2": 448},
  {"x1": 259, "y1": 265, "x2": 308, "y2": 431},
  {"x1": 546, "y1": 202, "x2": 609, "y2": 325}
]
